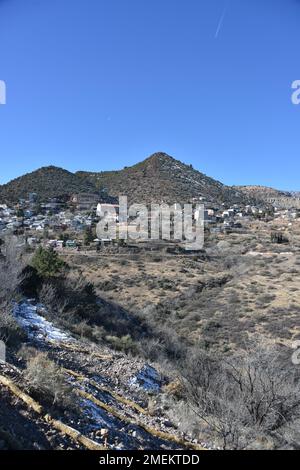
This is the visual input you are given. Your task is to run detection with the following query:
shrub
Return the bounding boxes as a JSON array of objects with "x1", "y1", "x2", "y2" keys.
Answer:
[
  {"x1": 181, "y1": 345, "x2": 300, "y2": 449},
  {"x1": 105, "y1": 334, "x2": 137, "y2": 354},
  {"x1": 23, "y1": 351, "x2": 77, "y2": 409},
  {"x1": 0, "y1": 237, "x2": 26, "y2": 346},
  {"x1": 0, "y1": 303, "x2": 24, "y2": 346},
  {"x1": 20, "y1": 265, "x2": 43, "y2": 297},
  {"x1": 73, "y1": 320, "x2": 94, "y2": 339},
  {"x1": 83, "y1": 227, "x2": 94, "y2": 246},
  {"x1": 271, "y1": 232, "x2": 289, "y2": 244},
  {"x1": 31, "y1": 247, "x2": 66, "y2": 278}
]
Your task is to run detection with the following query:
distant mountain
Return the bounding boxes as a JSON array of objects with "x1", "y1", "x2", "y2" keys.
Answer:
[
  {"x1": 77, "y1": 152, "x2": 249, "y2": 205},
  {"x1": 0, "y1": 153, "x2": 256, "y2": 206},
  {"x1": 235, "y1": 185, "x2": 292, "y2": 200},
  {"x1": 234, "y1": 185, "x2": 300, "y2": 209},
  {"x1": 0, "y1": 166, "x2": 97, "y2": 203}
]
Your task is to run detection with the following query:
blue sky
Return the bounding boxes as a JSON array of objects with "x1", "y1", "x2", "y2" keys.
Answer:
[{"x1": 0, "y1": 0, "x2": 300, "y2": 189}]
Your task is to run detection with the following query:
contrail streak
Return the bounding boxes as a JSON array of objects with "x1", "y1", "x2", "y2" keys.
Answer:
[{"x1": 215, "y1": 6, "x2": 227, "y2": 39}]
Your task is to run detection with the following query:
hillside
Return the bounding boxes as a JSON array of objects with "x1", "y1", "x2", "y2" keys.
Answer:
[
  {"x1": 235, "y1": 185, "x2": 292, "y2": 201},
  {"x1": 235, "y1": 185, "x2": 300, "y2": 209},
  {"x1": 1, "y1": 300, "x2": 202, "y2": 451},
  {"x1": 77, "y1": 152, "x2": 249, "y2": 205},
  {"x1": 0, "y1": 166, "x2": 97, "y2": 203},
  {"x1": 0, "y1": 154, "x2": 259, "y2": 206}
]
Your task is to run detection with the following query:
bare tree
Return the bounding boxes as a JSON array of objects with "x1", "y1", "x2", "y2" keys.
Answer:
[
  {"x1": 0, "y1": 236, "x2": 27, "y2": 303},
  {"x1": 181, "y1": 344, "x2": 300, "y2": 449},
  {"x1": 223, "y1": 346, "x2": 300, "y2": 432},
  {"x1": 0, "y1": 236, "x2": 27, "y2": 344}
]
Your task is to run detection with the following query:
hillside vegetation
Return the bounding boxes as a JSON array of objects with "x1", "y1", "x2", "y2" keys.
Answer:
[
  {"x1": 235, "y1": 185, "x2": 292, "y2": 201},
  {"x1": 0, "y1": 154, "x2": 280, "y2": 206},
  {"x1": 0, "y1": 166, "x2": 96, "y2": 203},
  {"x1": 77, "y1": 152, "x2": 251, "y2": 205}
]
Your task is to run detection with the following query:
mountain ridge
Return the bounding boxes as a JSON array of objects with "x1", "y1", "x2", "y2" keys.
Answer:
[
  {"x1": 0, "y1": 153, "x2": 276, "y2": 205},
  {"x1": 0, "y1": 166, "x2": 97, "y2": 203},
  {"x1": 235, "y1": 185, "x2": 292, "y2": 198},
  {"x1": 76, "y1": 152, "x2": 251, "y2": 205}
]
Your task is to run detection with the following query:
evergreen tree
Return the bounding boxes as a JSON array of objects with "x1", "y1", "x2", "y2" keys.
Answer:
[
  {"x1": 83, "y1": 227, "x2": 94, "y2": 246},
  {"x1": 31, "y1": 247, "x2": 66, "y2": 278}
]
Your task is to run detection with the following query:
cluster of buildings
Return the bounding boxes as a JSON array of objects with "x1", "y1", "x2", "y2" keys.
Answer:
[
  {"x1": 2, "y1": 190, "x2": 299, "y2": 249},
  {"x1": 0, "y1": 192, "x2": 126, "y2": 251},
  {"x1": 273, "y1": 207, "x2": 300, "y2": 221},
  {"x1": 0, "y1": 205, "x2": 93, "y2": 235},
  {"x1": 199, "y1": 203, "x2": 271, "y2": 233},
  {"x1": 0, "y1": 193, "x2": 105, "y2": 247}
]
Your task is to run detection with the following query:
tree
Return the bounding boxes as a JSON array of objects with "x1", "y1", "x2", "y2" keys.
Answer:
[
  {"x1": 17, "y1": 208, "x2": 24, "y2": 218},
  {"x1": 84, "y1": 282, "x2": 96, "y2": 299},
  {"x1": 271, "y1": 232, "x2": 289, "y2": 244},
  {"x1": 33, "y1": 203, "x2": 43, "y2": 215},
  {"x1": 31, "y1": 247, "x2": 66, "y2": 278},
  {"x1": 181, "y1": 344, "x2": 300, "y2": 449},
  {"x1": 83, "y1": 227, "x2": 94, "y2": 246},
  {"x1": 59, "y1": 233, "x2": 70, "y2": 244},
  {"x1": 0, "y1": 236, "x2": 26, "y2": 344},
  {"x1": 0, "y1": 236, "x2": 27, "y2": 303}
]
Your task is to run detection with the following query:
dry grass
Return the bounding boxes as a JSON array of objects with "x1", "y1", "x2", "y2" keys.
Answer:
[{"x1": 62, "y1": 219, "x2": 300, "y2": 354}]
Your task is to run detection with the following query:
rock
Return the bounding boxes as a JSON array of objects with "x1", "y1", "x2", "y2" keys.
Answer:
[
  {"x1": 99, "y1": 428, "x2": 108, "y2": 437},
  {"x1": 163, "y1": 420, "x2": 173, "y2": 428}
]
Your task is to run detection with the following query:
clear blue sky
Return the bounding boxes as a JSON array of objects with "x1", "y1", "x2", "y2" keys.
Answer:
[{"x1": 0, "y1": 0, "x2": 300, "y2": 189}]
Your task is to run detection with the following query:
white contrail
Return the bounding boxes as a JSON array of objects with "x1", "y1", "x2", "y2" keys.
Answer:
[{"x1": 215, "y1": 6, "x2": 227, "y2": 39}]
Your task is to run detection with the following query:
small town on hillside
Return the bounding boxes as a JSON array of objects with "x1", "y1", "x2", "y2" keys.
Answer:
[
  {"x1": 2, "y1": 0, "x2": 300, "y2": 458},
  {"x1": 1, "y1": 191, "x2": 299, "y2": 253}
]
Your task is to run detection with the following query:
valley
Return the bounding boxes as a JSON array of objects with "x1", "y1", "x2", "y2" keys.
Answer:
[{"x1": 1, "y1": 153, "x2": 300, "y2": 451}]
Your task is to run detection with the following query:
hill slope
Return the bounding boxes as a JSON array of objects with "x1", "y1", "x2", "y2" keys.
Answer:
[
  {"x1": 235, "y1": 185, "x2": 292, "y2": 202},
  {"x1": 77, "y1": 152, "x2": 249, "y2": 205},
  {"x1": 0, "y1": 166, "x2": 97, "y2": 203},
  {"x1": 234, "y1": 185, "x2": 300, "y2": 209}
]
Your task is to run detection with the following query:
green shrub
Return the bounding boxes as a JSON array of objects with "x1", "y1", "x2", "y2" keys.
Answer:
[
  {"x1": 271, "y1": 232, "x2": 289, "y2": 244},
  {"x1": 105, "y1": 334, "x2": 137, "y2": 354},
  {"x1": 31, "y1": 247, "x2": 66, "y2": 278}
]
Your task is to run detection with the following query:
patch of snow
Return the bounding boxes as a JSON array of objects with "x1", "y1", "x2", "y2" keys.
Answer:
[
  {"x1": 129, "y1": 364, "x2": 161, "y2": 393},
  {"x1": 14, "y1": 300, "x2": 74, "y2": 344},
  {"x1": 82, "y1": 399, "x2": 121, "y2": 430}
]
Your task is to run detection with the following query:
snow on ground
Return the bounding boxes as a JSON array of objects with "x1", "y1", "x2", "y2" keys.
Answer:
[
  {"x1": 82, "y1": 399, "x2": 122, "y2": 431},
  {"x1": 12, "y1": 300, "x2": 187, "y2": 450},
  {"x1": 81, "y1": 398, "x2": 175, "y2": 450},
  {"x1": 14, "y1": 300, "x2": 74, "y2": 344},
  {"x1": 129, "y1": 364, "x2": 161, "y2": 393}
]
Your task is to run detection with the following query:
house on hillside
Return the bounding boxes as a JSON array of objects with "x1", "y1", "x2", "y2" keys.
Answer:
[
  {"x1": 71, "y1": 193, "x2": 100, "y2": 211},
  {"x1": 28, "y1": 193, "x2": 38, "y2": 204},
  {"x1": 65, "y1": 239, "x2": 77, "y2": 248},
  {"x1": 97, "y1": 203, "x2": 120, "y2": 220}
]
